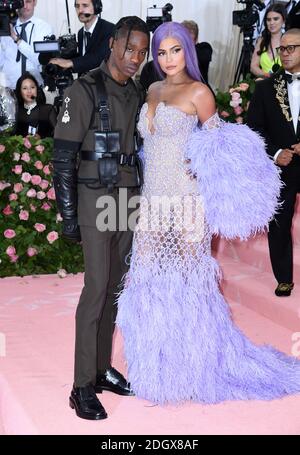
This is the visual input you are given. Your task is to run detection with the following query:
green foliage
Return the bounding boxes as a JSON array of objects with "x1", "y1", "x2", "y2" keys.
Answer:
[
  {"x1": 0, "y1": 135, "x2": 84, "y2": 277},
  {"x1": 215, "y1": 74, "x2": 256, "y2": 124}
]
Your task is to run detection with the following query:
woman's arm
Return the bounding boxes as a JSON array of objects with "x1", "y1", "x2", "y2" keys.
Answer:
[
  {"x1": 192, "y1": 82, "x2": 217, "y2": 125},
  {"x1": 250, "y1": 38, "x2": 270, "y2": 78}
]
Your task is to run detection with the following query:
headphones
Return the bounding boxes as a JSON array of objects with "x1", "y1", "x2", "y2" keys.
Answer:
[
  {"x1": 74, "y1": 1, "x2": 102, "y2": 15},
  {"x1": 92, "y1": 0, "x2": 103, "y2": 15}
]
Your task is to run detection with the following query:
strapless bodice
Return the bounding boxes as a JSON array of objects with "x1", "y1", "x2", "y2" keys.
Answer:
[
  {"x1": 137, "y1": 102, "x2": 199, "y2": 197},
  {"x1": 138, "y1": 101, "x2": 198, "y2": 139}
]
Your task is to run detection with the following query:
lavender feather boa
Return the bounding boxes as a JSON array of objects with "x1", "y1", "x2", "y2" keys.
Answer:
[{"x1": 185, "y1": 117, "x2": 282, "y2": 240}]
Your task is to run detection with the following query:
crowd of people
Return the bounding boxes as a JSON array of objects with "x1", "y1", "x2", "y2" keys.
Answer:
[{"x1": 1, "y1": 0, "x2": 300, "y2": 421}]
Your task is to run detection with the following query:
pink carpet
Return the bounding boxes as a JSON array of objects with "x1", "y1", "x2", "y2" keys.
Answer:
[{"x1": 0, "y1": 197, "x2": 300, "y2": 435}]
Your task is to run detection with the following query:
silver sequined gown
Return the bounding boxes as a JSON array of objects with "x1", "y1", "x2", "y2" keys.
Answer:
[{"x1": 116, "y1": 102, "x2": 300, "y2": 405}]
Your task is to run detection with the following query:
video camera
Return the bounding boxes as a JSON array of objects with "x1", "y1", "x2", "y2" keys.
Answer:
[
  {"x1": 34, "y1": 34, "x2": 77, "y2": 110},
  {"x1": 233, "y1": 0, "x2": 265, "y2": 31},
  {"x1": 146, "y1": 3, "x2": 173, "y2": 33},
  {"x1": 0, "y1": 0, "x2": 24, "y2": 36}
]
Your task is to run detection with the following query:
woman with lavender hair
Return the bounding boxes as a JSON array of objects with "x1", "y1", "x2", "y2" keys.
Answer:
[{"x1": 117, "y1": 22, "x2": 300, "y2": 405}]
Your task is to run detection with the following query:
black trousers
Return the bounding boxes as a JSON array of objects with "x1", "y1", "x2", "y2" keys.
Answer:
[
  {"x1": 268, "y1": 167, "x2": 300, "y2": 284},
  {"x1": 74, "y1": 188, "x2": 137, "y2": 387}
]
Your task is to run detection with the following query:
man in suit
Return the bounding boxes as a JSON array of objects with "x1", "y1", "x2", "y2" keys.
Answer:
[
  {"x1": 247, "y1": 28, "x2": 300, "y2": 297},
  {"x1": 50, "y1": 0, "x2": 114, "y2": 76},
  {"x1": 0, "y1": 0, "x2": 53, "y2": 89},
  {"x1": 286, "y1": 1, "x2": 300, "y2": 28}
]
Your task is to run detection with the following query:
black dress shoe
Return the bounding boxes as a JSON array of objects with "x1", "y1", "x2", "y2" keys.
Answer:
[
  {"x1": 95, "y1": 367, "x2": 134, "y2": 396},
  {"x1": 275, "y1": 283, "x2": 294, "y2": 297},
  {"x1": 69, "y1": 384, "x2": 108, "y2": 420}
]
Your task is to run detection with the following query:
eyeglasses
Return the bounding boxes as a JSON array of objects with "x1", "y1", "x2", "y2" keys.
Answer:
[{"x1": 276, "y1": 45, "x2": 300, "y2": 54}]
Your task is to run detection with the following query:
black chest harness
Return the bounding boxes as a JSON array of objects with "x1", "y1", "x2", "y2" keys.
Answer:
[{"x1": 80, "y1": 71, "x2": 143, "y2": 193}]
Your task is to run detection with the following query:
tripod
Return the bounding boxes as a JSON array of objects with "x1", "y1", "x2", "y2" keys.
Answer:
[{"x1": 234, "y1": 28, "x2": 254, "y2": 83}]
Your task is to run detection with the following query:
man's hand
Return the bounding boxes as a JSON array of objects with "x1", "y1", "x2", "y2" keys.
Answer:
[
  {"x1": 49, "y1": 58, "x2": 74, "y2": 70},
  {"x1": 10, "y1": 24, "x2": 19, "y2": 43},
  {"x1": 291, "y1": 143, "x2": 300, "y2": 156},
  {"x1": 62, "y1": 218, "x2": 81, "y2": 243},
  {"x1": 276, "y1": 149, "x2": 294, "y2": 166}
]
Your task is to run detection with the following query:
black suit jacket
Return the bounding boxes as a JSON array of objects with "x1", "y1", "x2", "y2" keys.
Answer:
[
  {"x1": 247, "y1": 70, "x2": 300, "y2": 177},
  {"x1": 286, "y1": 1, "x2": 300, "y2": 29},
  {"x1": 72, "y1": 17, "x2": 114, "y2": 75}
]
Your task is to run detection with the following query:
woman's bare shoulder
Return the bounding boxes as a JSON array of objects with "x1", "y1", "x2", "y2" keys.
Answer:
[
  {"x1": 146, "y1": 81, "x2": 164, "y2": 102},
  {"x1": 189, "y1": 81, "x2": 213, "y2": 101}
]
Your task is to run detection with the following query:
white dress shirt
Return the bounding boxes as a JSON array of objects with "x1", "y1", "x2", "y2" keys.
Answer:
[
  {"x1": 274, "y1": 71, "x2": 300, "y2": 161},
  {"x1": 0, "y1": 16, "x2": 53, "y2": 89},
  {"x1": 82, "y1": 15, "x2": 99, "y2": 55}
]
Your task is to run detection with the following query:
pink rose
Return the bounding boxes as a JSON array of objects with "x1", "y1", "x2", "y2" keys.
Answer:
[
  {"x1": 0, "y1": 181, "x2": 11, "y2": 191},
  {"x1": 235, "y1": 116, "x2": 244, "y2": 124},
  {"x1": 57, "y1": 268, "x2": 67, "y2": 278},
  {"x1": 23, "y1": 137, "x2": 32, "y2": 149},
  {"x1": 9, "y1": 193, "x2": 18, "y2": 201},
  {"x1": 39, "y1": 180, "x2": 49, "y2": 190},
  {"x1": 41, "y1": 202, "x2": 51, "y2": 211},
  {"x1": 47, "y1": 187, "x2": 56, "y2": 200},
  {"x1": 234, "y1": 106, "x2": 243, "y2": 116},
  {"x1": 4, "y1": 229, "x2": 16, "y2": 239},
  {"x1": 47, "y1": 231, "x2": 59, "y2": 244},
  {"x1": 26, "y1": 188, "x2": 37, "y2": 198},
  {"x1": 3, "y1": 205, "x2": 13, "y2": 216},
  {"x1": 6, "y1": 246, "x2": 16, "y2": 256},
  {"x1": 31, "y1": 175, "x2": 42, "y2": 185},
  {"x1": 21, "y1": 152, "x2": 30, "y2": 163},
  {"x1": 12, "y1": 165, "x2": 23, "y2": 175},
  {"x1": 19, "y1": 210, "x2": 29, "y2": 221},
  {"x1": 37, "y1": 191, "x2": 46, "y2": 200},
  {"x1": 34, "y1": 223, "x2": 46, "y2": 233},
  {"x1": 30, "y1": 204, "x2": 37, "y2": 212},
  {"x1": 21, "y1": 172, "x2": 32, "y2": 183},
  {"x1": 14, "y1": 183, "x2": 24, "y2": 193},
  {"x1": 9, "y1": 254, "x2": 19, "y2": 263},
  {"x1": 231, "y1": 91, "x2": 241, "y2": 100},
  {"x1": 34, "y1": 160, "x2": 43, "y2": 170},
  {"x1": 230, "y1": 100, "x2": 241, "y2": 108},
  {"x1": 13, "y1": 152, "x2": 20, "y2": 161},
  {"x1": 43, "y1": 165, "x2": 51, "y2": 175},
  {"x1": 0, "y1": 144, "x2": 5, "y2": 153},
  {"x1": 35, "y1": 145, "x2": 45, "y2": 154},
  {"x1": 56, "y1": 213, "x2": 63, "y2": 222},
  {"x1": 27, "y1": 247, "x2": 38, "y2": 257},
  {"x1": 239, "y1": 82, "x2": 249, "y2": 92},
  {"x1": 220, "y1": 111, "x2": 230, "y2": 118}
]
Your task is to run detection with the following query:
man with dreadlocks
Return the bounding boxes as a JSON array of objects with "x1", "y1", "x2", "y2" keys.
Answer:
[{"x1": 53, "y1": 16, "x2": 150, "y2": 420}]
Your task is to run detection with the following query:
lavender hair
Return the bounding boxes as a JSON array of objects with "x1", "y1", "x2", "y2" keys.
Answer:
[{"x1": 151, "y1": 22, "x2": 202, "y2": 81}]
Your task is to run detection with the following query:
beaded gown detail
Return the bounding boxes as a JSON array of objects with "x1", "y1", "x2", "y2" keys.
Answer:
[{"x1": 116, "y1": 102, "x2": 300, "y2": 405}]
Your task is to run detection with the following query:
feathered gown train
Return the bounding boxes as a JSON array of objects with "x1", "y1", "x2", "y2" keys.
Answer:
[{"x1": 117, "y1": 103, "x2": 300, "y2": 405}]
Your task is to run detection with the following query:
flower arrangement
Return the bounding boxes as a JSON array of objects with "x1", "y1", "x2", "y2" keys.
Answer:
[
  {"x1": 215, "y1": 75, "x2": 256, "y2": 124},
  {"x1": 0, "y1": 135, "x2": 83, "y2": 278}
]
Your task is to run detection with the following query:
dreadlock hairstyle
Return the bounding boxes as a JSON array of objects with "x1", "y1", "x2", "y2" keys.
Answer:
[
  {"x1": 152, "y1": 22, "x2": 202, "y2": 81},
  {"x1": 112, "y1": 16, "x2": 150, "y2": 57},
  {"x1": 257, "y1": 3, "x2": 287, "y2": 56}
]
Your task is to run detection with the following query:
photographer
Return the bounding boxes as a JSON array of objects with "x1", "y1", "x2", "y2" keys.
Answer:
[
  {"x1": 49, "y1": 0, "x2": 113, "y2": 76},
  {"x1": 0, "y1": 0, "x2": 53, "y2": 89}
]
